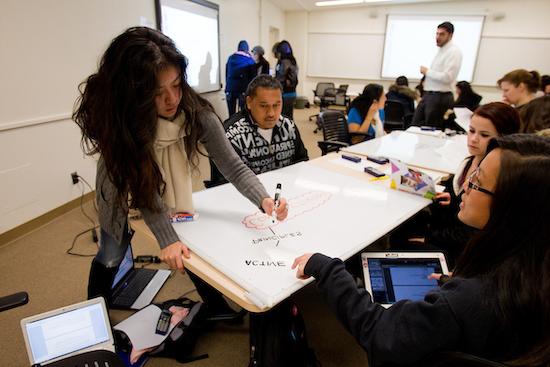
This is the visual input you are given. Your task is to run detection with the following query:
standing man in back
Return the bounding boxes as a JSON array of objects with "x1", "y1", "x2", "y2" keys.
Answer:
[{"x1": 412, "y1": 21, "x2": 462, "y2": 129}]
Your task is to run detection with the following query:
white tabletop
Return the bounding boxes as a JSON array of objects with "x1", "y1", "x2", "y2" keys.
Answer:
[
  {"x1": 342, "y1": 131, "x2": 468, "y2": 174},
  {"x1": 172, "y1": 162, "x2": 431, "y2": 309}
]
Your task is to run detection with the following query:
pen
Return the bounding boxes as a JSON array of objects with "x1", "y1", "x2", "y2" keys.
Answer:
[{"x1": 272, "y1": 183, "x2": 282, "y2": 223}]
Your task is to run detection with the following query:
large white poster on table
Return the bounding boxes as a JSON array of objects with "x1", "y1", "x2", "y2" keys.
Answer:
[{"x1": 173, "y1": 163, "x2": 429, "y2": 308}]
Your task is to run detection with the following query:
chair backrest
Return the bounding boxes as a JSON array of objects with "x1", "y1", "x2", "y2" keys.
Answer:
[
  {"x1": 314, "y1": 82, "x2": 335, "y2": 97},
  {"x1": 319, "y1": 110, "x2": 350, "y2": 148},
  {"x1": 338, "y1": 84, "x2": 349, "y2": 93},
  {"x1": 384, "y1": 100, "x2": 406, "y2": 131}
]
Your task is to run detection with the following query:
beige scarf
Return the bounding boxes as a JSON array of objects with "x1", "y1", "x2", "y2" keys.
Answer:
[{"x1": 154, "y1": 113, "x2": 194, "y2": 214}]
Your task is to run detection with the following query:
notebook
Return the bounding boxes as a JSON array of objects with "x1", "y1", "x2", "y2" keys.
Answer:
[
  {"x1": 110, "y1": 244, "x2": 171, "y2": 310},
  {"x1": 362, "y1": 252, "x2": 449, "y2": 308},
  {"x1": 20, "y1": 297, "x2": 115, "y2": 366}
]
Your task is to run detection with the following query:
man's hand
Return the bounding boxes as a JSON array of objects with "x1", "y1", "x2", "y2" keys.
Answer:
[
  {"x1": 160, "y1": 241, "x2": 190, "y2": 272},
  {"x1": 420, "y1": 66, "x2": 428, "y2": 75}
]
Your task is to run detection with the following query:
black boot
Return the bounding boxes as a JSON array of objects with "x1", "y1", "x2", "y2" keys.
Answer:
[
  {"x1": 87, "y1": 258, "x2": 118, "y2": 305},
  {"x1": 186, "y1": 271, "x2": 246, "y2": 325}
]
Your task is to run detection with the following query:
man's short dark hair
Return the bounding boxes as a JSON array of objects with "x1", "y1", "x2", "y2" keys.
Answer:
[
  {"x1": 438, "y1": 21, "x2": 454, "y2": 34},
  {"x1": 246, "y1": 75, "x2": 283, "y2": 98}
]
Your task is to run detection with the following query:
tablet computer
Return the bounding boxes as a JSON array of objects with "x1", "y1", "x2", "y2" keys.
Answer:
[{"x1": 362, "y1": 252, "x2": 449, "y2": 308}]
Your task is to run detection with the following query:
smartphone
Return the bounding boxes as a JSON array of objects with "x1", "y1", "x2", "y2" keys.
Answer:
[
  {"x1": 364, "y1": 166, "x2": 385, "y2": 177},
  {"x1": 366, "y1": 155, "x2": 389, "y2": 164}
]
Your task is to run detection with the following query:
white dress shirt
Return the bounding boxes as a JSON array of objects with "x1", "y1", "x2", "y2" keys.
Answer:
[{"x1": 425, "y1": 41, "x2": 463, "y2": 93}]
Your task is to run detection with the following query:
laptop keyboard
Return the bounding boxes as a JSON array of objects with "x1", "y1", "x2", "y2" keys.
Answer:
[{"x1": 113, "y1": 269, "x2": 156, "y2": 307}]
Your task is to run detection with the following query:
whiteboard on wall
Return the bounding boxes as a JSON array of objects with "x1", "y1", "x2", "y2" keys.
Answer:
[
  {"x1": 474, "y1": 37, "x2": 550, "y2": 86},
  {"x1": 173, "y1": 162, "x2": 430, "y2": 308},
  {"x1": 307, "y1": 33, "x2": 384, "y2": 79},
  {"x1": 382, "y1": 14, "x2": 484, "y2": 82}
]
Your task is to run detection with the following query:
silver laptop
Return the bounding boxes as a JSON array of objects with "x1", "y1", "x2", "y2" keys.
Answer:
[
  {"x1": 20, "y1": 297, "x2": 115, "y2": 366},
  {"x1": 362, "y1": 252, "x2": 449, "y2": 308},
  {"x1": 110, "y1": 244, "x2": 171, "y2": 310}
]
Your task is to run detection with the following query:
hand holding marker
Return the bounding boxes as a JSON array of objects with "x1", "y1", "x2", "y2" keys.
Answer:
[{"x1": 272, "y1": 183, "x2": 282, "y2": 224}]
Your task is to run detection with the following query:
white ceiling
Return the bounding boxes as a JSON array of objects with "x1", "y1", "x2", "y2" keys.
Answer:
[{"x1": 273, "y1": 0, "x2": 468, "y2": 12}]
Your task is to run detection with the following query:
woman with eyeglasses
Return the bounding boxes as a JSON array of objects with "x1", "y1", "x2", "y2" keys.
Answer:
[
  {"x1": 292, "y1": 134, "x2": 550, "y2": 366},
  {"x1": 427, "y1": 102, "x2": 520, "y2": 266}
]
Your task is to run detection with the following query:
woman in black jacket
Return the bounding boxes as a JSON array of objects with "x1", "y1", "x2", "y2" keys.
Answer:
[{"x1": 293, "y1": 134, "x2": 550, "y2": 366}]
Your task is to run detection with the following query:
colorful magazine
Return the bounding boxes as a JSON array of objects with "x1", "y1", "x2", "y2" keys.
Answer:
[{"x1": 389, "y1": 159, "x2": 436, "y2": 199}]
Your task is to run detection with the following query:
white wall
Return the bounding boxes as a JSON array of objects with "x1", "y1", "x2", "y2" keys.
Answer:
[
  {"x1": 0, "y1": 0, "x2": 285, "y2": 235},
  {"x1": 286, "y1": 0, "x2": 550, "y2": 104}
]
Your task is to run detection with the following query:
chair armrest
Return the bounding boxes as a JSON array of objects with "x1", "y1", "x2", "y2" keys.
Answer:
[
  {"x1": 317, "y1": 140, "x2": 349, "y2": 155},
  {"x1": 0, "y1": 292, "x2": 29, "y2": 312}
]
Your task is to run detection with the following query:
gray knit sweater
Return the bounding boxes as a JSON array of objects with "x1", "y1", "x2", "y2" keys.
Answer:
[{"x1": 96, "y1": 110, "x2": 269, "y2": 249}]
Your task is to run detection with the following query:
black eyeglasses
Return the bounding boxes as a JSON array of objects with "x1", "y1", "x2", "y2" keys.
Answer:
[{"x1": 467, "y1": 168, "x2": 494, "y2": 196}]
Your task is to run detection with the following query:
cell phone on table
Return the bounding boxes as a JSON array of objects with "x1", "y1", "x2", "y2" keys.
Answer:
[
  {"x1": 367, "y1": 155, "x2": 389, "y2": 165},
  {"x1": 364, "y1": 166, "x2": 385, "y2": 177}
]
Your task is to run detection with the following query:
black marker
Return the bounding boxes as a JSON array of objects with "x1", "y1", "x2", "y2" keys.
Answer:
[{"x1": 272, "y1": 183, "x2": 282, "y2": 223}]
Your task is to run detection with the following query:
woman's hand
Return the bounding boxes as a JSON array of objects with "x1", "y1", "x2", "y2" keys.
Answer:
[
  {"x1": 292, "y1": 253, "x2": 314, "y2": 279},
  {"x1": 160, "y1": 241, "x2": 191, "y2": 272},
  {"x1": 365, "y1": 101, "x2": 379, "y2": 125},
  {"x1": 434, "y1": 192, "x2": 451, "y2": 206},
  {"x1": 262, "y1": 197, "x2": 288, "y2": 221}
]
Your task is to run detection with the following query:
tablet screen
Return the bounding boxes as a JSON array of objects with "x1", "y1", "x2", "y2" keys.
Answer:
[{"x1": 366, "y1": 258, "x2": 443, "y2": 304}]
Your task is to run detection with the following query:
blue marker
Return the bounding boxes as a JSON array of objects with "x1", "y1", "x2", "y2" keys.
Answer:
[{"x1": 420, "y1": 126, "x2": 437, "y2": 131}]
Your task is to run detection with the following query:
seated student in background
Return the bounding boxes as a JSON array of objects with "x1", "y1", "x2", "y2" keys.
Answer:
[
  {"x1": 251, "y1": 46, "x2": 270, "y2": 75},
  {"x1": 519, "y1": 95, "x2": 550, "y2": 133},
  {"x1": 428, "y1": 102, "x2": 519, "y2": 267},
  {"x1": 293, "y1": 134, "x2": 550, "y2": 366},
  {"x1": 497, "y1": 69, "x2": 541, "y2": 112},
  {"x1": 541, "y1": 74, "x2": 550, "y2": 95},
  {"x1": 221, "y1": 75, "x2": 308, "y2": 179},
  {"x1": 73, "y1": 27, "x2": 288, "y2": 318},
  {"x1": 385, "y1": 75, "x2": 416, "y2": 119},
  {"x1": 454, "y1": 81, "x2": 482, "y2": 111},
  {"x1": 347, "y1": 84, "x2": 386, "y2": 143}
]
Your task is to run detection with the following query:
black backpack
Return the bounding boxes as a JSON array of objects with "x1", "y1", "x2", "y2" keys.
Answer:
[{"x1": 248, "y1": 300, "x2": 320, "y2": 367}]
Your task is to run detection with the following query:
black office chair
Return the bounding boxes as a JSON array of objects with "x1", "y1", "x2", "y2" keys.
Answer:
[
  {"x1": 203, "y1": 158, "x2": 227, "y2": 188},
  {"x1": 316, "y1": 110, "x2": 372, "y2": 155},
  {"x1": 384, "y1": 100, "x2": 407, "y2": 132},
  {"x1": 309, "y1": 82, "x2": 336, "y2": 123},
  {"x1": 424, "y1": 351, "x2": 509, "y2": 367},
  {"x1": 49, "y1": 350, "x2": 125, "y2": 367}
]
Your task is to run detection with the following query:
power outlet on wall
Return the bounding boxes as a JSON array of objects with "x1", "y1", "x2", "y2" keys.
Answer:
[{"x1": 71, "y1": 172, "x2": 79, "y2": 185}]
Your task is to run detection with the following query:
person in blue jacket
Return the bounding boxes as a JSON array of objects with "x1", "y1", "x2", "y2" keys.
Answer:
[{"x1": 225, "y1": 40, "x2": 256, "y2": 117}]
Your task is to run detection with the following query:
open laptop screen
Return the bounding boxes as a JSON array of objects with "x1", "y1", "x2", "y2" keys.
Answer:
[
  {"x1": 366, "y1": 257, "x2": 443, "y2": 304},
  {"x1": 112, "y1": 245, "x2": 134, "y2": 289},
  {"x1": 24, "y1": 302, "x2": 110, "y2": 364}
]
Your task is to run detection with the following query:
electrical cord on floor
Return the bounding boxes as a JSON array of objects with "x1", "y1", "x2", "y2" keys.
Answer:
[{"x1": 67, "y1": 176, "x2": 99, "y2": 257}]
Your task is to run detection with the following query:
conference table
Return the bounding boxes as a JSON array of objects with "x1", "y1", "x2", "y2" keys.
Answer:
[
  {"x1": 131, "y1": 148, "x2": 458, "y2": 313},
  {"x1": 342, "y1": 130, "x2": 469, "y2": 174}
]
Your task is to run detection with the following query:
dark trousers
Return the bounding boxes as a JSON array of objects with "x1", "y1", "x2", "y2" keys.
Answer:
[
  {"x1": 282, "y1": 96, "x2": 296, "y2": 120},
  {"x1": 412, "y1": 91, "x2": 454, "y2": 129},
  {"x1": 226, "y1": 91, "x2": 246, "y2": 117}
]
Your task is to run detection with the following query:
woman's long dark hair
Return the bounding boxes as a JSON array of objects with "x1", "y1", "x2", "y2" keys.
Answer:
[
  {"x1": 347, "y1": 84, "x2": 384, "y2": 121},
  {"x1": 455, "y1": 81, "x2": 482, "y2": 110},
  {"x1": 276, "y1": 40, "x2": 296, "y2": 65},
  {"x1": 73, "y1": 27, "x2": 213, "y2": 210},
  {"x1": 454, "y1": 134, "x2": 550, "y2": 365}
]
